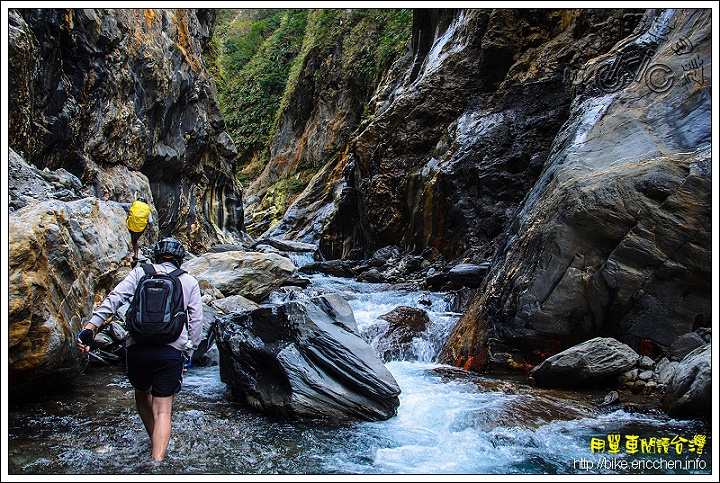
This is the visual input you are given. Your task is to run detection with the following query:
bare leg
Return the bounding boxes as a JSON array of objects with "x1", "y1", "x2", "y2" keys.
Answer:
[
  {"x1": 150, "y1": 395, "x2": 174, "y2": 462},
  {"x1": 135, "y1": 389, "x2": 175, "y2": 461},
  {"x1": 135, "y1": 388, "x2": 154, "y2": 438}
]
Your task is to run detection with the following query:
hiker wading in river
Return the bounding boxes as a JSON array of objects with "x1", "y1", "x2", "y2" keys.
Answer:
[{"x1": 77, "y1": 237, "x2": 203, "y2": 462}]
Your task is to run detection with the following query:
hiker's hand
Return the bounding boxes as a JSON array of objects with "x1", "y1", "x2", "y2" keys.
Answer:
[{"x1": 77, "y1": 329, "x2": 94, "y2": 353}]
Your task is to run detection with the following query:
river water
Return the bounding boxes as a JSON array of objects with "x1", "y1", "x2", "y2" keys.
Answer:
[{"x1": 5, "y1": 274, "x2": 713, "y2": 477}]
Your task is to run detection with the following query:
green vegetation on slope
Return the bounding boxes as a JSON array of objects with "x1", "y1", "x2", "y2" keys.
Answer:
[
  {"x1": 214, "y1": 8, "x2": 411, "y2": 185},
  {"x1": 217, "y1": 9, "x2": 307, "y2": 172}
]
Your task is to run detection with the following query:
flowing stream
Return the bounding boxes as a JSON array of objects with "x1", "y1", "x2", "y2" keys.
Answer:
[{"x1": 6, "y1": 274, "x2": 712, "y2": 476}]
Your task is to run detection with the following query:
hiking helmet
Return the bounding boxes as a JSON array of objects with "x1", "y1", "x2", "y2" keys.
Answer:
[
  {"x1": 137, "y1": 196, "x2": 147, "y2": 203},
  {"x1": 154, "y1": 237, "x2": 185, "y2": 267}
]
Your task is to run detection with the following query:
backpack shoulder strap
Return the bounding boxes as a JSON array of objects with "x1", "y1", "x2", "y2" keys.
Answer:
[
  {"x1": 140, "y1": 263, "x2": 156, "y2": 275},
  {"x1": 168, "y1": 268, "x2": 186, "y2": 278}
]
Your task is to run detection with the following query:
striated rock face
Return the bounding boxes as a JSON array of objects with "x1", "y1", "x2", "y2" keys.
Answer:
[
  {"x1": 238, "y1": 9, "x2": 710, "y2": 384},
  {"x1": 237, "y1": 8, "x2": 709, "y2": 384},
  {"x1": 182, "y1": 250, "x2": 297, "y2": 302},
  {"x1": 8, "y1": 8, "x2": 244, "y2": 253},
  {"x1": 8, "y1": 196, "x2": 132, "y2": 399},
  {"x1": 6, "y1": 146, "x2": 292, "y2": 402},
  {"x1": 438, "y1": 9, "x2": 712, "y2": 372},
  {"x1": 319, "y1": 8, "x2": 646, "y2": 261},
  {"x1": 215, "y1": 293, "x2": 401, "y2": 422}
]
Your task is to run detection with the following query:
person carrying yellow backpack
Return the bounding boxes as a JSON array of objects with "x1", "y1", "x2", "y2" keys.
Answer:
[{"x1": 120, "y1": 196, "x2": 154, "y2": 266}]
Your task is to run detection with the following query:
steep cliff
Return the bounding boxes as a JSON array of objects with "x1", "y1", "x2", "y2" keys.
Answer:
[
  {"x1": 437, "y1": 8, "x2": 712, "y2": 371},
  {"x1": 244, "y1": 8, "x2": 711, "y2": 372},
  {"x1": 236, "y1": 9, "x2": 412, "y2": 240},
  {"x1": 7, "y1": 7, "x2": 245, "y2": 399},
  {"x1": 8, "y1": 8, "x2": 244, "y2": 252},
  {"x1": 245, "y1": 9, "x2": 649, "y2": 261}
]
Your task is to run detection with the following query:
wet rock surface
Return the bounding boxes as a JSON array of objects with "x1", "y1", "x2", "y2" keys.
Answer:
[
  {"x1": 215, "y1": 293, "x2": 401, "y2": 422},
  {"x1": 437, "y1": 10, "x2": 712, "y2": 384}
]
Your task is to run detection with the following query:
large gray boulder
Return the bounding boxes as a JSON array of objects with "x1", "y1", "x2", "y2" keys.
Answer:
[
  {"x1": 660, "y1": 343, "x2": 711, "y2": 419},
  {"x1": 529, "y1": 337, "x2": 640, "y2": 387},
  {"x1": 215, "y1": 293, "x2": 401, "y2": 422},
  {"x1": 182, "y1": 250, "x2": 296, "y2": 302}
]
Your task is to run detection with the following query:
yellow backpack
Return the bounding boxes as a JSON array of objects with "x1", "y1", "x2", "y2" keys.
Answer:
[{"x1": 126, "y1": 200, "x2": 151, "y2": 232}]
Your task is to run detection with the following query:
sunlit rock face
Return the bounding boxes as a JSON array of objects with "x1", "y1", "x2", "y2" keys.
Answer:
[
  {"x1": 182, "y1": 250, "x2": 297, "y2": 302},
  {"x1": 6, "y1": 152, "x2": 257, "y2": 400},
  {"x1": 438, "y1": 9, "x2": 712, "y2": 373},
  {"x1": 8, "y1": 8, "x2": 244, "y2": 253},
  {"x1": 8, "y1": 197, "x2": 132, "y2": 400}
]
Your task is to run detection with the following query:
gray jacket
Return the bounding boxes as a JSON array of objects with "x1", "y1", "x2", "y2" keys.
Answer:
[{"x1": 88, "y1": 261, "x2": 203, "y2": 357}]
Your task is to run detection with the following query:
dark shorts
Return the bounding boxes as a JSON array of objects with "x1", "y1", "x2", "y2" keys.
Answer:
[
  {"x1": 126, "y1": 344, "x2": 185, "y2": 397},
  {"x1": 129, "y1": 228, "x2": 146, "y2": 244}
]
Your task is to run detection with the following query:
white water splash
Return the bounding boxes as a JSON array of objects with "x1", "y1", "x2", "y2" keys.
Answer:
[
  {"x1": 287, "y1": 251, "x2": 316, "y2": 268},
  {"x1": 305, "y1": 273, "x2": 460, "y2": 363}
]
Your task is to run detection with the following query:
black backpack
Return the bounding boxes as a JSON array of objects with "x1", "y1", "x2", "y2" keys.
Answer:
[{"x1": 126, "y1": 263, "x2": 188, "y2": 345}]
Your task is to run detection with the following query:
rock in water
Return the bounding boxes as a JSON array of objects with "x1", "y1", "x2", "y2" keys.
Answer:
[
  {"x1": 215, "y1": 293, "x2": 401, "y2": 422},
  {"x1": 529, "y1": 337, "x2": 639, "y2": 387},
  {"x1": 601, "y1": 390, "x2": 620, "y2": 407}
]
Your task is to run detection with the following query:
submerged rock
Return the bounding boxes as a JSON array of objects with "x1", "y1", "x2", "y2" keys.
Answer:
[{"x1": 361, "y1": 306, "x2": 431, "y2": 362}]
